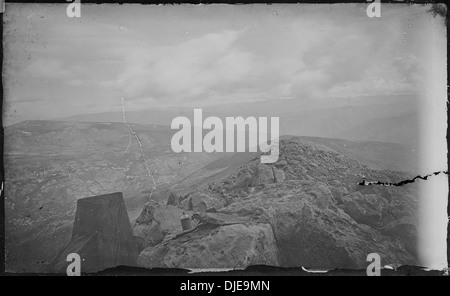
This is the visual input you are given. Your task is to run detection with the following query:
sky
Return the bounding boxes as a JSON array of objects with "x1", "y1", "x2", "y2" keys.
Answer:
[
  {"x1": 2, "y1": 3, "x2": 448, "y2": 269},
  {"x1": 2, "y1": 3, "x2": 440, "y2": 125}
]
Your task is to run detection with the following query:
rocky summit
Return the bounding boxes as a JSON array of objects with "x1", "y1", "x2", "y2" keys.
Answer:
[{"x1": 134, "y1": 137, "x2": 419, "y2": 270}]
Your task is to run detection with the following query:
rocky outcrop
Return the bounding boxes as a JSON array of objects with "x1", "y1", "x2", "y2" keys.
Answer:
[
  {"x1": 134, "y1": 138, "x2": 420, "y2": 270},
  {"x1": 220, "y1": 180, "x2": 415, "y2": 269},
  {"x1": 138, "y1": 223, "x2": 279, "y2": 269}
]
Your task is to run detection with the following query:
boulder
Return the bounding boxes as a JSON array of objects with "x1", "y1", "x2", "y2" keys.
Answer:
[
  {"x1": 180, "y1": 197, "x2": 192, "y2": 211},
  {"x1": 133, "y1": 221, "x2": 164, "y2": 252},
  {"x1": 189, "y1": 192, "x2": 224, "y2": 213},
  {"x1": 234, "y1": 172, "x2": 253, "y2": 189},
  {"x1": 190, "y1": 194, "x2": 208, "y2": 212},
  {"x1": 138, "y1": 223, "x2": 279, "y2": 269},
  {"x1": 134, "y1": 201, "x2": 156, "y2": 225},
  {"x1": 133, "y1": 203, "x2": 185, "y2": 250},
  {"x1": 166, "y1": 192, "x2": 180, "y2": 206},
  {"x1": 151, "y1": 204, "x2": 185, "y2": 234},
  {"x1": 273, "y1": 168, "x2": 286, "y2": 183},
  {"x1": 253, "y1": 164, "x2": 275, "y2": 186}
]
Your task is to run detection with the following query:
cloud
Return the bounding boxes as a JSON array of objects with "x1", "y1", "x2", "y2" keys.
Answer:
[
  {"x1": 9, "y1": 97, "x2": 44, "y2": 104},
  {"x1": 117, "y1": 29, "x2": 254, "y2": 103},
  {"x1": 25, "y1": 59, "x2": 73, "y2": 80},
  {"x1": 282, "y1": 19, "x2": 422, "y2": 98},
  {"x1": 2, "y1": 4, "x2": 433, "y2": 124},
  {"x1": 114, "y1": 12, "x2": 424, "y2": 105}
]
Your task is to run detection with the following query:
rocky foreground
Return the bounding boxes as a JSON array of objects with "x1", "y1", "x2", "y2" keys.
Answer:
[{"x1": 133, "y1": 137, "x2": 419, "y2": 270}]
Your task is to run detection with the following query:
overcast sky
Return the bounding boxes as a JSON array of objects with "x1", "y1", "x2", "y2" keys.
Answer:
[{"x1": 3, "y1": 3, "x2": 440, "y2": 125}]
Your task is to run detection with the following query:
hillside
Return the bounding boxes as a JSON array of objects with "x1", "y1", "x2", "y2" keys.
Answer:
[
  {"x1": 4, "y1": 120, "x2": 421, "y2": 272},
  {"x1": 169, "y1": 135, "x2": 419, "y2": 198},
  {"x1": 3, "y1": 120, "x2": 222, "y2": 272}
]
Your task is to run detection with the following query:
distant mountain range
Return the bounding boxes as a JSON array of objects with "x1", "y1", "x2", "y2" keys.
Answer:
[{"x1": 58, "y1": 95, "x2": 420, "y2": 148}]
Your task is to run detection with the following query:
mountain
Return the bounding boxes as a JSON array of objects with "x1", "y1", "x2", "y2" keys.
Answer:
[
  {"x1": 278, "y1": 102, "x2": 419, "y2": 148},
  {"x1": 336, "y1": 112, "x2": 420, "y2": 149},
  {"x1": 4, "y1": 120, "x2": 223, "y2": 272},
  {"x1": 169, "y1": 136, "x2": 419, "y2": 196},
  {"x1": 134, "y1": 137, "x2": 420, "y2": 270},
  {"x1": 58, "y1": 95, "x2": 419, "y2": 147},
  {"x1": 292, "y1": 136, "x2": 419, "y2": 173},
  {"x1": 4, "y1": 120, "x2": 421, "y2": 272}
]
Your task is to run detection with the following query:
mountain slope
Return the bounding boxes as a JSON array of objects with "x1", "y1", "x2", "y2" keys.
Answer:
[
  {"x1": 4, "y1": 120, "x2": 222, "y2": 272},
  {"x1": 136, "y1": 137, "x2": 420, "y2": 269}
]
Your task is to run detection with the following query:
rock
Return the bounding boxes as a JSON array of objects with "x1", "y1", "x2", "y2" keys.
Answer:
[
  {"x1": 234, "y1": 172, "x2": 253, "y2": 189},
  {"x1": 133, "y1": 203, "x2": 185, "y2": 250},
  {"x1": 220, "y1": 180, "x2": 415, "y2": 269},
  {"x1": 133, "y1": 138, "x2": 419, "y2": 270},
  {"x1": 273, "y1": 168, "x2": 286, "y2": 183},
  {"x1": 189, "y1": 192, "x2": 224, "y2": 213},
  {"x1": 191, "y1": 196, "x2": 207, "y2": 212},
  {"x1": 253, "y1": 164, "x2": 275, "y2": 186},
  {"x1": 381, "y1": 216, "x2": 418, "y2": 257},
  {"x1": 181, "y1": 197, "x2": 192, "y2": 211},
  {"x1": 138, "y1": 223, "x2": 279, "y2": 269},
  {"x1": 135, "y1": 201, "x2": 156, "y2": 225},
  {"x1": 133, "y1": 221, "x2": 164, "y2": 252},
  {"x1": 329, "y1": 185, "x2": 348, "y2": 204},
  {"x1": 151, "y1": 205, "x2": 185, "y2": 234},
  {"x1": 166, "y1": 192, "x2": 180, "y2": 206}
]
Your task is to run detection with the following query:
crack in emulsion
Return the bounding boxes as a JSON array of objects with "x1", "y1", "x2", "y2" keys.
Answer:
[
  {"x1": 357, "y1": 171, "x2": 448, "y2": 187},
  {"x1": 121, "y1": 97, "x2": 157, "y2": 201}
]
